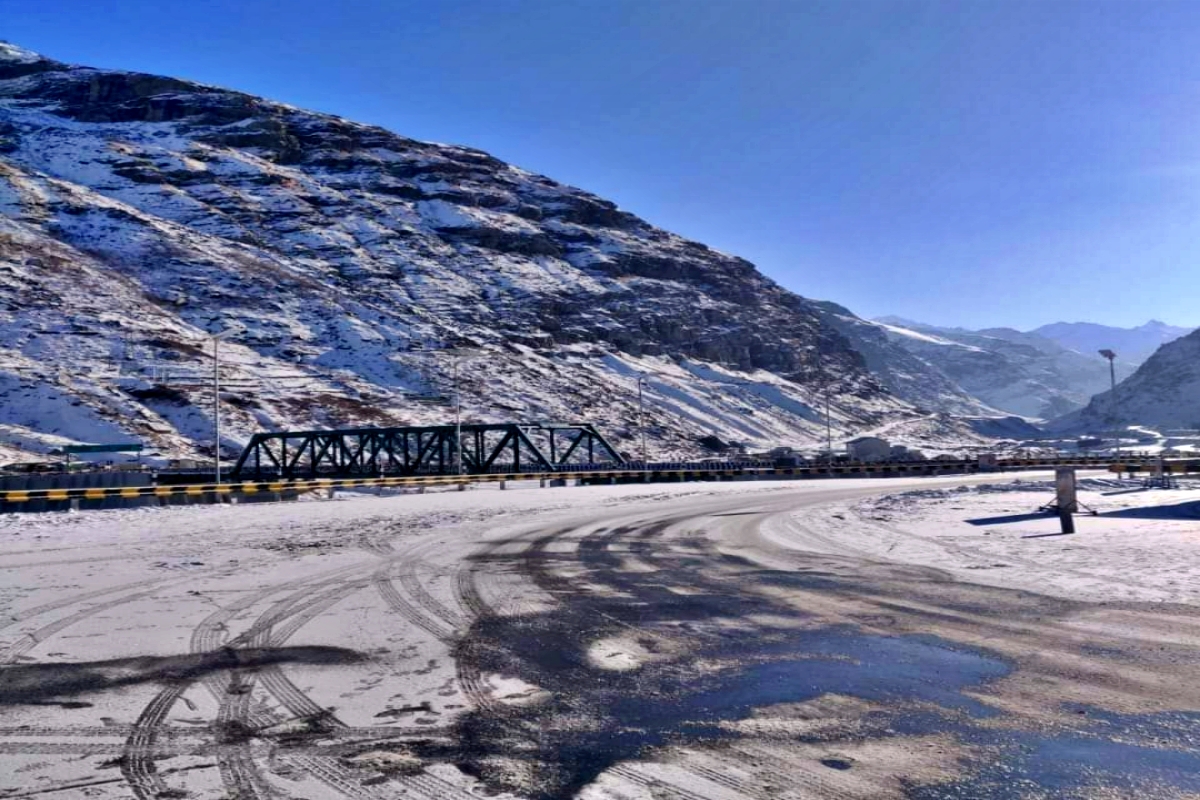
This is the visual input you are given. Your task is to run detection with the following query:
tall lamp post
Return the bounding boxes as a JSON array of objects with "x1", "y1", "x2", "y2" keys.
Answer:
[
  {"x1": 1098, "y1": 349, "x2": 1120, "y2": 459},
  {"x1": 452, "y1": 357, "x2": 467, "y2": 476},
  {"x1": 440, "y1": 347, "x2": 487, "y2": 475},
  {"x1": 404, "y1": 344, "x2": 488, "y2": 476},
  {"x1": 636, "y1": 374, "x2": 649, "y2": 467},
  {"x1": 210, "y1": 329, "x2": 235, "y2": 485},
  {"x1": 818, "y1": 345, "x2": 834, "y2": 465},
  {"x1": 824, "y1": 381, "x2": 833, "y2": 463}
]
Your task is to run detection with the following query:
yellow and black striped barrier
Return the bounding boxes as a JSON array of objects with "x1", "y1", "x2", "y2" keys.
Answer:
[
  {"x1": 1108, "y1": 460, "x2": 1200, "y2": 475},
  {"x1": 0, "y1": 455, "x2": 1157, "y2": 506},
  {"x1": 0, "y1": 474, "x2": 485, "y2": 504}
]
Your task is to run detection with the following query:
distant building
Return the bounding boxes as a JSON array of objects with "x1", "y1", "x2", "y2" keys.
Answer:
[
  {"x1": 889, "y1": 444, "x2": 925, "y2": 461},
  {"x1": 847, "y1": 436, "x2": 890, "y2": 462}
]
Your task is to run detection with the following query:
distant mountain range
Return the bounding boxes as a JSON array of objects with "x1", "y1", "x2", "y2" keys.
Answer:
[
  {"x1": 871, "y1": 317, "x2": 1194, "y2": 421},
  {"x1": 1049, "y1": 326, "x2": 1200, "y2": 433},
  {"x1": 1031, "y1": 321, "x2": 1194, "y2": 366}
]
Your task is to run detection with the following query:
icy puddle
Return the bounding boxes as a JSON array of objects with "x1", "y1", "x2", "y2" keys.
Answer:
[
  {"x1": 420, "y1": 624, "x2": 1013, "y2": 800},
  {"x1": 905, "y1": 708, "x2": 1200, "y2": 799}
]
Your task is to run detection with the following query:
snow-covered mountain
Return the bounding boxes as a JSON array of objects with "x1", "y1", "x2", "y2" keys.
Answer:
[
  {"x1": 1033, "y1": 320, "x2": 1194, "y2": 367},
  {"x1": 1050, "y1": 328, "x2": 1200, "y2": 433},
  {"x1": 813, "y1": 303, "x2": 999, "y2": 417},
  {"x1": 0, "y1": 43, "x2": 1002, "y2": 463},
  {"x1": 873, "y1": 317, "x2": 1135, "y2": 419}
]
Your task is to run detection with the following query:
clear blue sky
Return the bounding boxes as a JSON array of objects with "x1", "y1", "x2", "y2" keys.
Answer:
[{"x1": 6, "y1": 0, "x2": 1200, "y2": 329}]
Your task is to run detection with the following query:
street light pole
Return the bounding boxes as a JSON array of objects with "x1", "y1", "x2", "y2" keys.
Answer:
[
  {"x1": 405, "y1": 345, "x2": 491, "y2": 476},
  {"x1": 453, "y1": 357, "x2": 464, "y2": 476},
  {"x1": 210, "y1": 330, "x2": 234, "y2": 485},
  {"x1": 1099, "y1": 349, "x2": 1120, "y2": 459},
  {"x1": 825, "y1": 384, "x2": 833, "y2": 459},
  {"x1": 434, "y1": 347, "x2": 484, "y2": 474},
  {"x1": 636, "y1": 375, "x2": 649, "y2": 467},
  {"x1": 818, "y1": 345, "x2": 833, "y2": 466},
  {"x1": 214, "y1": 335, "x2": 220, "y2": 485}
]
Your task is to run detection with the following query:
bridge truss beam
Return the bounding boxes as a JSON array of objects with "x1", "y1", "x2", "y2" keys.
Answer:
[{"x1": 229, "y1": 423, "x2": 623, "y2": 480}]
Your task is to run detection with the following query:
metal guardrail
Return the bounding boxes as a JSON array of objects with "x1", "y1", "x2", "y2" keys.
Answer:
[{"x1": 0, "y1": 456, "x2": 1152, "y2": 505}]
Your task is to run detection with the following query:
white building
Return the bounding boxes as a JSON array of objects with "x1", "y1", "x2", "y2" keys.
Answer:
[{"x1": 847, "y1": 436, "x2": 890, "y2": 462}]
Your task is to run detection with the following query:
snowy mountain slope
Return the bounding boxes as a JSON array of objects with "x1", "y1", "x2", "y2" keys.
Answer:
[
  {"x1": 872, "y1": 317, "x2": 1134, "y2": 419},
  {"x1": 1049, "y1": 328, "x2": 1200, "y2": 433},
  {"x1": 848, "y1": 412, "x2": 1042, "y2": 454},
  {"x1": 1033, "y1": 320, "x2": 1194, "y2": 366},
  {"x1": 0, "y1": 43, "x2": 981, "y2": 462},
  {"x1": 812, "y1": 302, "x2": 1000, "y2": 417}
]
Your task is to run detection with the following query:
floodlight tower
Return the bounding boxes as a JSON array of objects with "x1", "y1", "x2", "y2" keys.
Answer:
[{"x1": 1098, "y1": 349, "x2": 1120, "y2": 459}]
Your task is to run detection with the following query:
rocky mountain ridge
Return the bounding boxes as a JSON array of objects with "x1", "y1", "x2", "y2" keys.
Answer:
[
  {"x1": 0, "y1": 43, "x2": 1011, "y2": 462},
  {"x1": 1050, "y1": 327, "x2": 1200, "y2": 434},
  {"x1": 1032, "y1": 320, "x2": 1194, "y2": 366},
  {"x1": 873, "y1": 317, "x2": 1143, "y2": 420}
]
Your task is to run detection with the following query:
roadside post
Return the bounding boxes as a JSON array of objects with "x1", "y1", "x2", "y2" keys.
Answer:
[{"x1": 1055, "y1": 467, "x2": 1077, "y2": 534}]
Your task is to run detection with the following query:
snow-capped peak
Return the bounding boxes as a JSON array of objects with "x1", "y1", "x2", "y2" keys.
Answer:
[{"x1": 0, "y1": 42, "x2": 43, "y2": 64}]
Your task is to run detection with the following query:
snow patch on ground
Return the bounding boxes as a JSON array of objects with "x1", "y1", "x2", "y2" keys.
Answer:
[{"x1": 763, "y1": 475, "x2": 1200, "y2": 605}]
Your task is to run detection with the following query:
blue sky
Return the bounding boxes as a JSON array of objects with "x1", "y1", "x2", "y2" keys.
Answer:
[{"x1": 5, "y1": 0, "x2": 1199, "y2": 329}]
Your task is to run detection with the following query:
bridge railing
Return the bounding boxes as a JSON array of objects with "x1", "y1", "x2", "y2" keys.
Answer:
[{"x1": 0, "y1": 456, "x2": 1163, "y2": 509}]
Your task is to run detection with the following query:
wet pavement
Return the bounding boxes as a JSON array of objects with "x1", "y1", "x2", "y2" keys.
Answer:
[{"x1": 426, "y1": 506, "x2": 1200, "y2": 799}]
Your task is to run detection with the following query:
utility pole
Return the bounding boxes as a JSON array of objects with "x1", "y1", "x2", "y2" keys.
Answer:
[
  {"x1": 405, "y1": 345, "x2": 489, "y2": 477},
  {"x1": 453, "y1": 357, "x2": 464, "y2": 476},
  {"x1": 819, "y1": 345, "x2": 833, "y2": 467},
  {"x1": 637, "y1": 374, "x2": 649, "y2": 467},
  {"x1": 824, "y1": 382, "x2": 833, "y2": 461},
  {"x1": 1098, "y1": 349, "x2": 1120, "y2": 460},
  {"x1": 214, "y1": 335, "x2": 220, "y2": 484},
  {"x1": 441, "y1": 345, "x2": 487, "y2": 474},
  {"x1": 210, "y1": 330, "x2": 234, "y2": 485}
]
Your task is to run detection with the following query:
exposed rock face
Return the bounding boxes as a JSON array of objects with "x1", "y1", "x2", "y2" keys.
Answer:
[
  {"x1": 0, "y1": 43, "x2": 971, "y2": 460},
  {"x1": 814, "y1": 303, "x2": 998, "y2": 417}
]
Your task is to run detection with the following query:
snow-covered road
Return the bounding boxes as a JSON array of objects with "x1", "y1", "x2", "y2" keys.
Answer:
[{"x1": 1, "y1": 475, "x2": 1199, "y2": 799}]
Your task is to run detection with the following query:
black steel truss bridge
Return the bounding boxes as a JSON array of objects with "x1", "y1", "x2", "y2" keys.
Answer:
[{"x1": 229, "y1": 422, "x2": 623, "y2": 480}]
